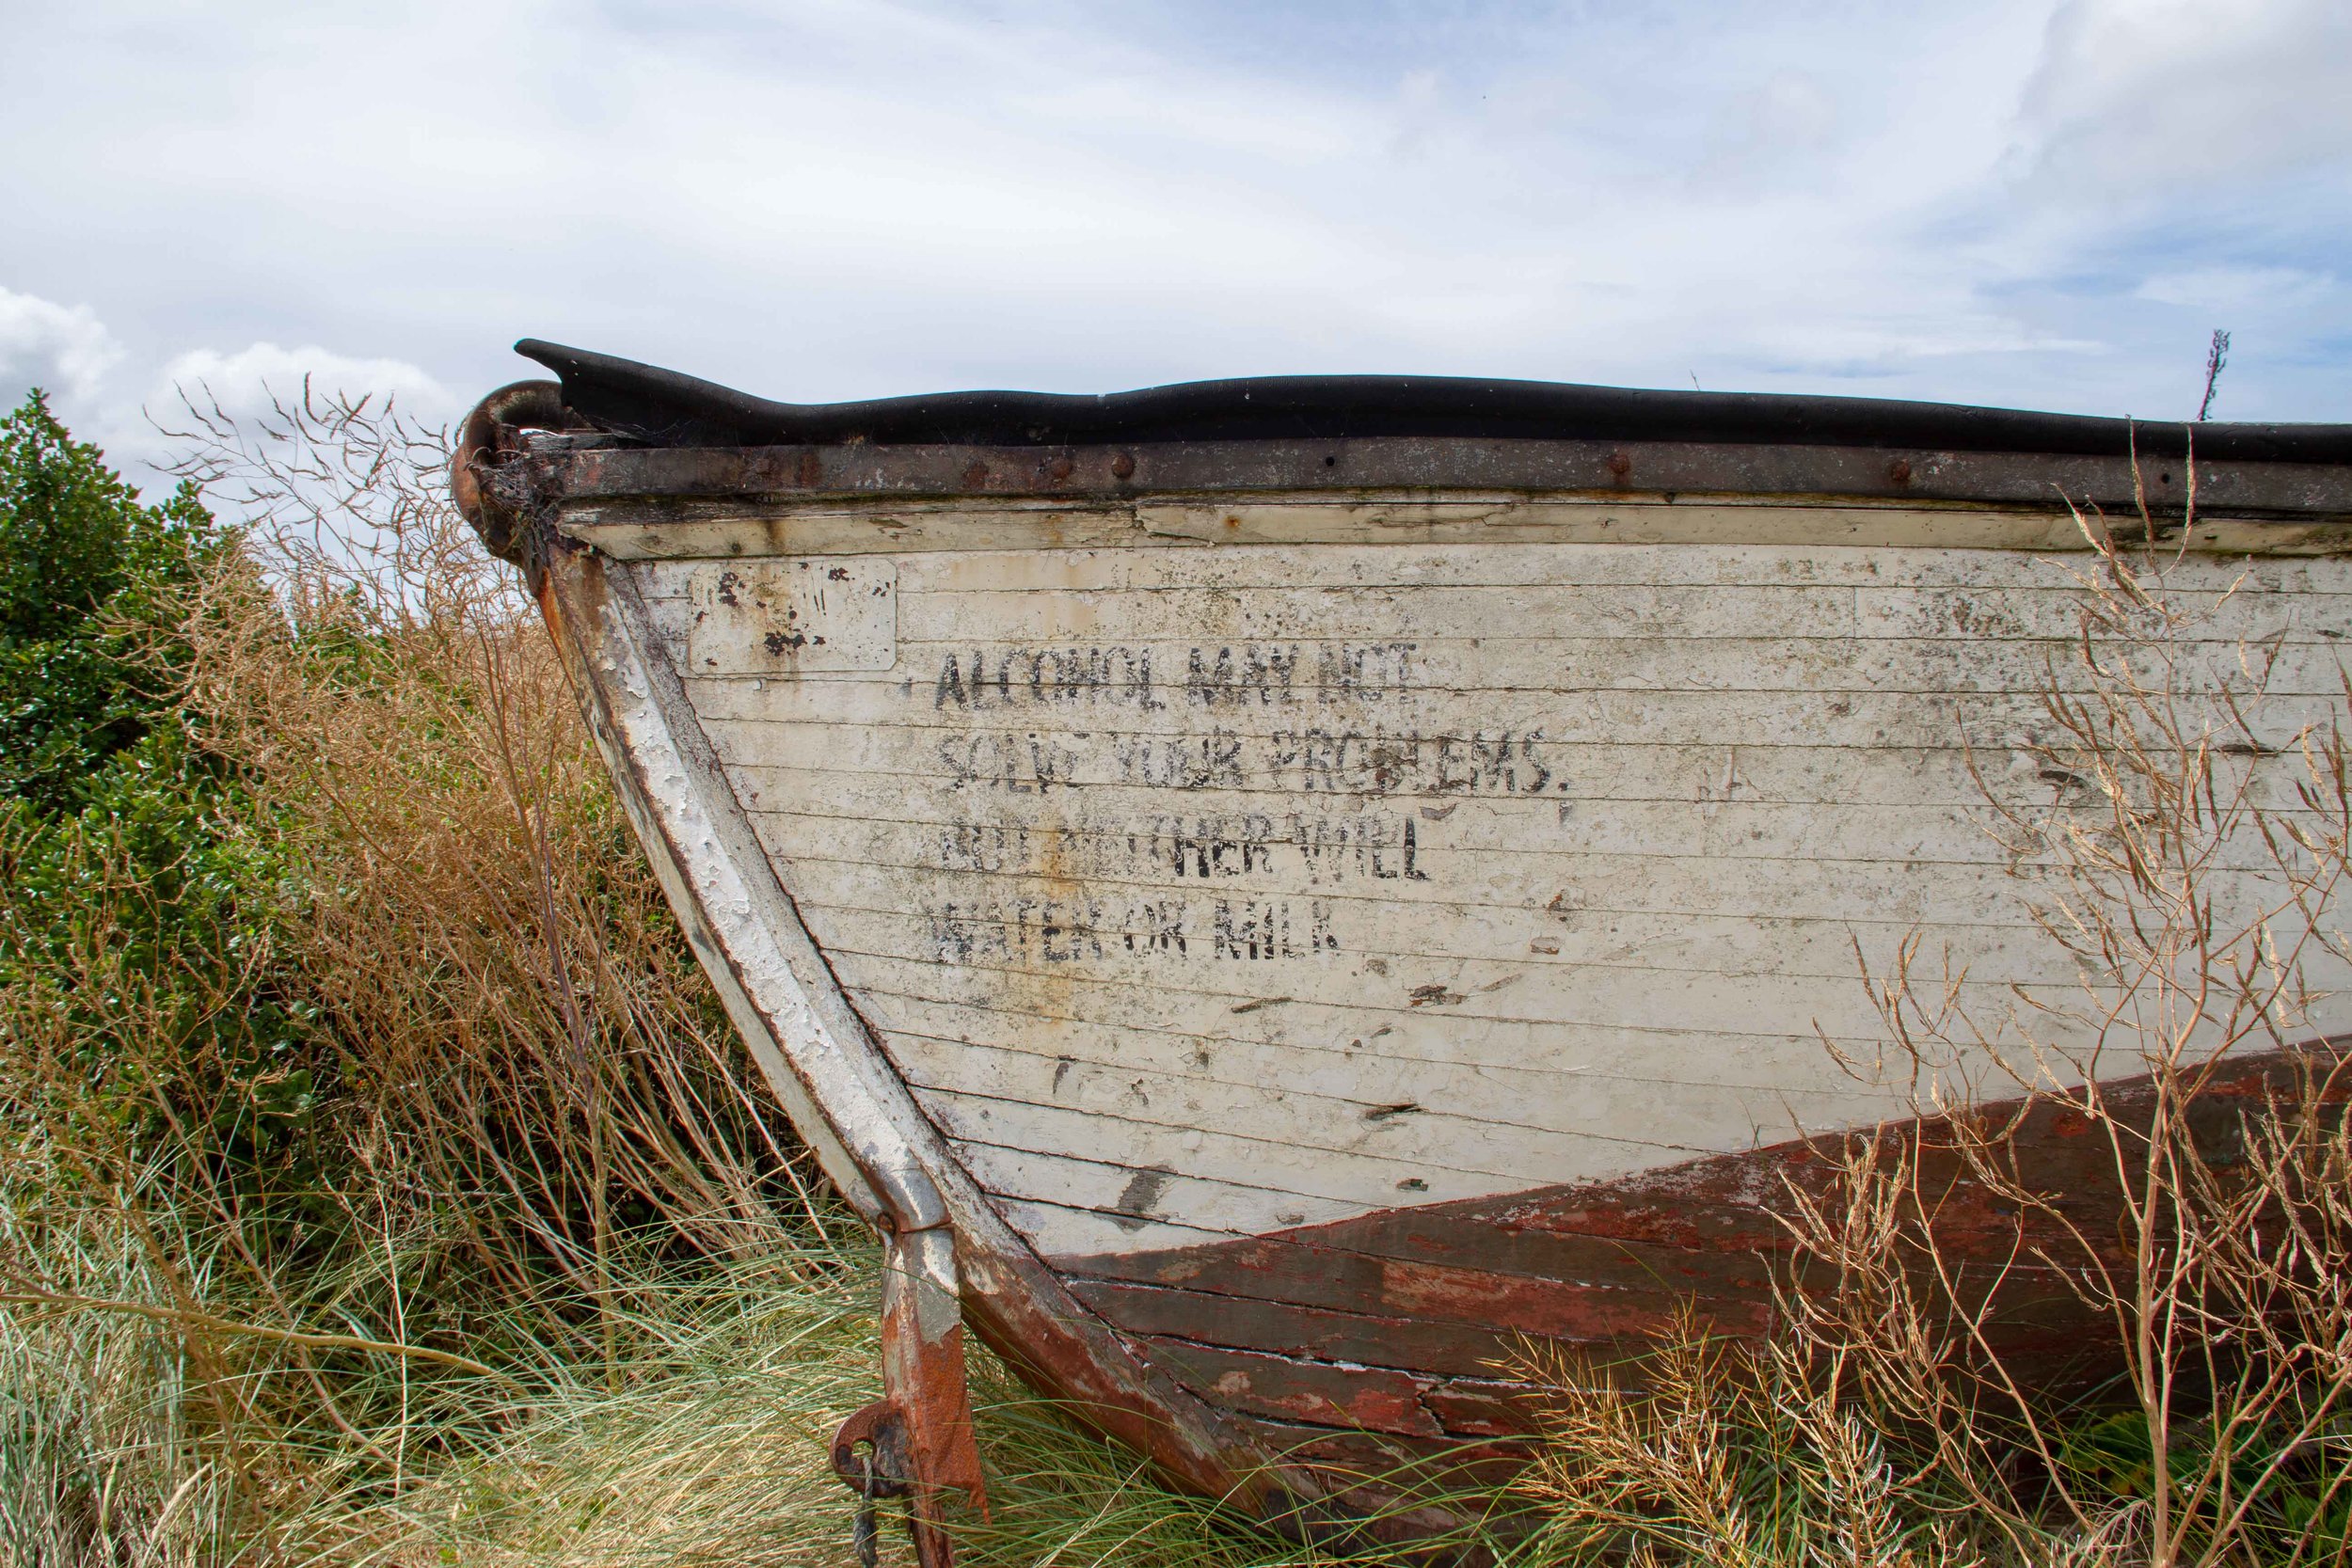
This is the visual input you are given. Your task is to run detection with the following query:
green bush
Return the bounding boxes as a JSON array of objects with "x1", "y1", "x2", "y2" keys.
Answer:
[
  {"x1": 0, "y1": 390, "x2": 317, "y2": 1177},
  {"x1": 0, "y1": 389, "x2": 222, "y2": 814}
]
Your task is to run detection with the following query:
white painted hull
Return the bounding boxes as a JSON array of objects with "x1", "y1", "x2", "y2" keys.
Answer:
[{"x1": 619, "y1": 534, "x2": 2351, "y2": 1259}]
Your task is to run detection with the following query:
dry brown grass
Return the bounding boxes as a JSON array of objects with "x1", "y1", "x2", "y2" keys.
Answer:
[
  {"x1": 166, "y1": 388, "x2": 839, "y2": 1311},
  {"x1": 0, "y1": 388, "x2": 844, "y2": 1563},
  {"x1": 1796, "y1": 492, "x2": 2352, "y2": 1567},
  {"x1": 1516, "y1": 475, "x2": 2352, "y2": 1568}
]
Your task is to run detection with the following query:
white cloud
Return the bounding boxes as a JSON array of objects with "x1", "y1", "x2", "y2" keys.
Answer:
[
  {"x1": 2135, "y1": 266, "x2": 2333, "y2": 310},
  {"x1": 1692, "y1": 69, "x2": 1839, "y2": 192},
  {"x1": 2012, "y1": 0, "x2": 2352, "y2": 200},
  {"x1": 0, "y1": 286, "x2": 124, "y2": 404},
  {"x1": 155, "y1": 343, "x2": 453, "y2": 427},
  {"x1": 0, "y1": 0, "x2": 2342, "y2": 433}
]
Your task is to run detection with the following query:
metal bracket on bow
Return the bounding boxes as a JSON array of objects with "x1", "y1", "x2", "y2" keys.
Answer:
[{"x1": 830, "y1": 1223, "x2": 988, "y2": 1568}]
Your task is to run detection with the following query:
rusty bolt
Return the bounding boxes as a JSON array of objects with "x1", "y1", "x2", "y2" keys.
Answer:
[
  {"x1": 1047, "y1": 456, "x2": 1074, "y2": 482},
  {"x1": 1888, "y1": 457, "x2": 1913, "y2": 484},
  {"x1": 961, "y1": 460, "x2": 990, "y2": 488},
  {"x1": 1606, "y1": 450, "x2": 1632, "y2": 480},
  {"x1": 1111, "y1": 451, "x2": 1136, "y2": 480}
]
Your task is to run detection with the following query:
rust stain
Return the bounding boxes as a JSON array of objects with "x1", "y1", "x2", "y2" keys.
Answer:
[
  {"x1": 952, "y1": 1243, "x2": 1292, "y2": 1512},
  {"x1": 842, "y1": 1268, "x2": 988, "y2": 1566},
  {"x1": 1151, "y1": 1340, "x2": 1444, "y2": 1436},
  {"x1": 1229, "y1": 995, "x2": 1291, "y2": 1014}
]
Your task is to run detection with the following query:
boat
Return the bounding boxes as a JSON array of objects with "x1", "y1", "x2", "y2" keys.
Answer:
[{"x1": 454, "y1": 341, "x2": 2352, "y2": 1558}]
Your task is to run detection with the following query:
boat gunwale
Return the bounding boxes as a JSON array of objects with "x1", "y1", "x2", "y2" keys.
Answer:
[
  {"x1": 520, "y1": 435, "x2": 2352, "y2": 521},
  {"x1": 514, "y1": 338, "x2": 2352, "y2": 465}
]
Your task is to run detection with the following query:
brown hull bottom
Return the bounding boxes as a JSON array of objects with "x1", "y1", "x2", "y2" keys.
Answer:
[{"x1": 1034, "y1": 1046, "x2": 2342, "y2": 1497}]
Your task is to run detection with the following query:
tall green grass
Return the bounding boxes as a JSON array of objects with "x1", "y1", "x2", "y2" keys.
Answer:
[{"x1": 0, "y1": 1191, "x2": 1306, "y2": 1567}]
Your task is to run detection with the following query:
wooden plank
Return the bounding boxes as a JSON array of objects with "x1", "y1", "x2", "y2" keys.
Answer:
[
  {"x1": 718, "y1": 728, "x2": 2328, "y2": 811},
  {"x1": 1080, "y1": 1281, "x2": 1524, "y2": 1380},
  {"x1": 832, "y1": 948, "x2": 2291, "y2": 1087},
  {"x1": 865, "y1": 540, "x2": 2352, "y2": 596},
  {"x1": 687, "y1": 678, "x2": 2340, "y2": 752},
  {"x1": 577, "y1": 499, "x2": 2352, "y2": 561},
  {"x1": 735, "y1": 769, "x2": 2334, "y2": 873},
  {"x1": 640, "y1": 540, "x2": 2352, "y2": 621},
  {"x1": 874, "y1": 577, "x2": 2349, "y2": 642},
  {"x1": 1122, "y1": 500, "x2": 2352, "y2": 557},
  {"x1": 571, "y1": 503, "x2": 1144, "y2": 561},
  {"x1": 815, "y1": 895, "x2": 2351, "y2": 1019},
  {"x1": 881, "y1": 581, "x2": 2332, "y2": 646},
  {"x1": 1058, "y1": 1224, "x2": 1778, "y2": 1332},
  {"x1": 831, "y1": 937, "x2": 1928, "y2": 1047},
  {"x1": 764, "y1": 829, "x2": 2320, "y2": 941},
  {"x1": 742, "y1": 786, "x2": 2058, "y2": 873},
  {"x1": 956, "y1": 1143, "x2": 1364, "y2": 1237},
  {"x1": 1140, "y1": 1338, "x2": 1449, "y2": 1437},
  {"x1": 917, "y1": 1086, "x2": 1708, "y2": 1218},
  {"x1": 884, "y1": 987, "x2": 1853, "y2": 1100},
  {"x1": 805, "y1": 891, "x2": 2110, "y2": 990},
  {"x1": 747, "y1": 813, "x2": 2313, "y2": 927},
  {"x1": 868, "y1": 990, "x2": 1863, "y2": 1101},
  {"x1": 884, "y1": 1030, "x2": 1819, "y2": 1184},
  {"x1": 657, "y1": 632, "x2": 2352, "y2": 702},
  {"x1": 1073, "y1": 1278, "x2": 1705, "y2": 1379},
  {"x1": 818, "y1": 910, "x2": 2336, "y2": 1046}
]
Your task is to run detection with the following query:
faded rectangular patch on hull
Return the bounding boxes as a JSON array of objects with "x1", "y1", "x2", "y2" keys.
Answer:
[{"x1": 685, "y1": 558, "x2": 898, "y2": 674}]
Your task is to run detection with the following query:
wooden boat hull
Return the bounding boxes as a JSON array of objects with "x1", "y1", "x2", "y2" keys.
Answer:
[{"x1": 459, "y1": 346, "x2": 2352, "y2": 1544}]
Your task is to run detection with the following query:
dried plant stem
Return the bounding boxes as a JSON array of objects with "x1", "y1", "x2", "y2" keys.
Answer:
[{"x1": 0, "y1": 1287, "x2": 513, "y2": 1384}]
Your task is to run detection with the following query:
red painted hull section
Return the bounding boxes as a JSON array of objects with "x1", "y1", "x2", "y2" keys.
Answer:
[{"x1": 1047, "y1": 1046, "x2": 2343, "y2": 1475}]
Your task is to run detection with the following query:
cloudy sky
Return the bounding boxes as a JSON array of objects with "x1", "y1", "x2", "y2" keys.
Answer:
[{"x1": 3, "y1": 0, "x2": 2345, "y2": 477}]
